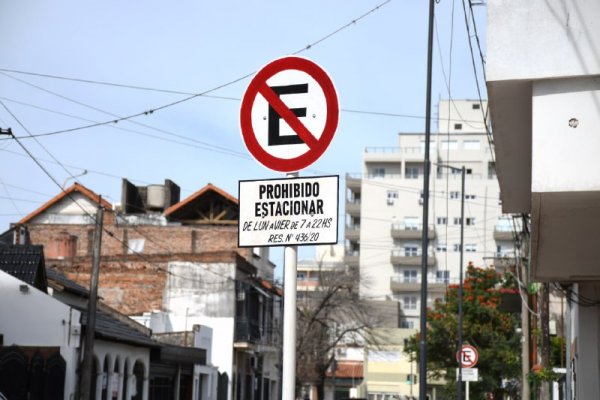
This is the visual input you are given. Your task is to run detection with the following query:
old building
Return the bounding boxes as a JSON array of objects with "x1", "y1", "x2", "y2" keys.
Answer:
[{"x1": 8, "y1": 179, "x2": 282, "y2": 400}]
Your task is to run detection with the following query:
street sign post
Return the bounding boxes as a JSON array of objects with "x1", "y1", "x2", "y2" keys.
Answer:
[
  {"x1": 238, "y1": 175, "x2": 338, "y2": 247},
  {"x1": 239, "y1": 56, "x2": 339, "y2": 400},
  {"x1": 456, "y1": 345, "x2": 479, "y2": 400},
  {"x1": 240, "y1": 56, "x2": 339, "y2": 173}
]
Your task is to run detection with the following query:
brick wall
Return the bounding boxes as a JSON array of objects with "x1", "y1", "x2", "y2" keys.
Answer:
[{"x1": 26, "y1": 210, "x2": 253, "y2": 315}]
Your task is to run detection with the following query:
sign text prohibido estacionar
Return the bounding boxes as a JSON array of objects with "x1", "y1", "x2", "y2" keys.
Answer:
[{"x1": 238, "y1": 175, "x2": 338, "y2": 247}]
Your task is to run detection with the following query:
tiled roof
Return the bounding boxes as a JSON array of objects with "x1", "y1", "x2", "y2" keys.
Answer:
[
  {"x1": 78, "y1": 304, "x2": 158, "y2": 348},
  {"x1": 19, "y1": 182, "x2": 112, "y2": 224},
  {"x1": 46, "y1": 267, "x2": 89, "y2": 297},
  {"x1": 0, "y1": 244, "x2": 47, "y2": 292}
]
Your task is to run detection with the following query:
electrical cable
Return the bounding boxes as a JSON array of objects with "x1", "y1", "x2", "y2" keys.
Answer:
[{"x1": 0, "y1": 0, "x2": 393, "y2": 140}]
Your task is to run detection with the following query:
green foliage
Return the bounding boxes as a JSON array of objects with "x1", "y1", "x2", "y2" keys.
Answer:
[
  {"x1": 550, "y1": 336, "x2": 566, "y2": 368},
  {"x1": 404, "y1": 265, "x2": 521, "y2": 399}
]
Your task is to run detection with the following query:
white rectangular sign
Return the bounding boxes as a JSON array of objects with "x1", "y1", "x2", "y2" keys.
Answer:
[
  {"x1": 238, "y1": 175, "x2": 339, "y2": 247},
  {"x1": 457, "y1": 368, "x2": 478, "y2": 382}
]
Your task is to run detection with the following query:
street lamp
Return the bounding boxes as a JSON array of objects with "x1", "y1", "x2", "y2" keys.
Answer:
[{"x1": 436, "y1": 164, "x2": 466, "y2": 400}]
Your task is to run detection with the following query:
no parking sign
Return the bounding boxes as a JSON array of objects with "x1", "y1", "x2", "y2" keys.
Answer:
[{"x1": 240, "y1": 56, "x2": 339, "y2": 172}]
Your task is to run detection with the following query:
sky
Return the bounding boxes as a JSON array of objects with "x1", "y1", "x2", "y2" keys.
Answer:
[{"x1": 0, "y1": 0, "x2": 487, "y2": 274}]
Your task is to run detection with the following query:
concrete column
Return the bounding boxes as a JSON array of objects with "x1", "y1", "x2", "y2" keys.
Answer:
[
  {"x1": 142, "y1": 373, "x2": 149, "y2": 400},
  {"x1": 95, "y1": 372, "x2": 103, "y2": 400}
]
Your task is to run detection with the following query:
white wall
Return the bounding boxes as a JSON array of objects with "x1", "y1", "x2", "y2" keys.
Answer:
[
  {"x1": 0, "y1": 271, "x2": 81, "y2": 400},
  {"x1": 532, "y1": 77, "x2": 600, "y2": 192},
  {"x1": 488, "y1": 0, "x2": 600, "y2": 82}
]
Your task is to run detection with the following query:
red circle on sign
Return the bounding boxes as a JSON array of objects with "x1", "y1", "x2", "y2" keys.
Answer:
[
  {"x1": 456, "y1": 344, "x2": 478, "y2": 368},
  {"x1": 240, "y1": 56, "x2": 339, "y2": 173}
]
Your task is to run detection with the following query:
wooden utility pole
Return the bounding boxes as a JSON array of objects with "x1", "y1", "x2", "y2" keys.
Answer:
[{"x1": 79, "y1": 205, "x2": 104, "y2": 400}]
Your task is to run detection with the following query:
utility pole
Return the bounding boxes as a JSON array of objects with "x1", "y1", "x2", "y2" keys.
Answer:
[
  {"x1": 520, "y1": 215, "x2": 531, "y2": 400},
  {"x1": 419, "y1": 0, "x2": 436, "y2": 399},
  {"x1": 79, "y1": 205, "x2": 104, "y2": 400},
  {"x1": 540, "y1": 282, "x2": 551, "y2": 400}
]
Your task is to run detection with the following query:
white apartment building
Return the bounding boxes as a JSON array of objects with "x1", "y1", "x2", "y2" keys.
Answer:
[{"x1": 345, "y1": 100, "x2": 515, "y2": 328}]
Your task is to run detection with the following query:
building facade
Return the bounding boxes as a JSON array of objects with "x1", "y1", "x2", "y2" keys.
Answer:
[
  {"x1": 487, "y1": 1, "x2": 600, "y2": 397},
  {"x1": 345, "y1": 100, "x2": 514, "y2": 328},
  {"x1": 7, "y1": 179, "x2": 282, "y2": 400}
]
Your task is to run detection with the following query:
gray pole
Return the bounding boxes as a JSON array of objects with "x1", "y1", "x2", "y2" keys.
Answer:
[
  {"x1": 282, "y1": 172, "x2": 299, "y2": 400},
  {"x1": 79, "y1": 205, "x2": 104, "y2": 400},
  {"x1": 458, "y1": 166, "x2": 465, "y2": 400},
  {"x1": 419, "y1": 0, "x2": 436, "y2": 398}
]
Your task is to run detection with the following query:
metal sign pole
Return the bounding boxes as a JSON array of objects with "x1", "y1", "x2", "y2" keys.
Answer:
[{"x1": 282, "y1": 171, "x2": 299, "y2": 400}]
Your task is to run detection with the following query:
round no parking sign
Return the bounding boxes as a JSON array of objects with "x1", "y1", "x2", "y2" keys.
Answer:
[{"x1": 240, "y1": 56, "x2": 339, "y2": 173}]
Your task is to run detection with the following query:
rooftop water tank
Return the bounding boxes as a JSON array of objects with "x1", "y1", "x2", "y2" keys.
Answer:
[{"x1": 146, "y1": 184, "x2": 167, "y2": 210}]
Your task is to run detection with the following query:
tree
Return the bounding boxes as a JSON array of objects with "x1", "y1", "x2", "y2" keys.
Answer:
[
  {"x1": 296, "y1": 264, "x2": 375, "y2": 400},
  {"x1": 405, "y1": 264, "x2": 521, "y2": 399}
]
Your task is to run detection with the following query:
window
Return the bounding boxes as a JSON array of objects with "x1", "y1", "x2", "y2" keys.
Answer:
[
  {"x1": 387, "y1": 190, "x2": 398, "y2": 205},
  {"x1": 403, "y1": 270, "x2": 418, "y2": 283},
  {"x1": 465, "y1": 194, "x2": 476, "y2": 200},
  {"x1": 441, "y1": 140, "x2": 458, "y2": 150},
  {"x1": 405, "y1": 217, "x2": 420, "y2": 230},
  {"x1": 464, "y1": 140, "x2": 480, "y2": 150},
  {"x1": 466, "y1": 217, "x2": 476, "y2": 226},
  {"x1": 401, "y1": 319, "x2": 415, "y2": 329},
  {"x1": 465, "y1": 244, "x2": 477, "y2": 252},
  {"x1": 472, "y1": 103, "x2": 480, "y2": 110},
  {"x1": 404, "y1": 245, "x2": 419, "y2": 257},
  {"x1": 436, "y1": 270, "x2": 450, "y2": 283},
  {"x1": 466, "y1": 168, "x2": 473, "y2": 175},
  {"x1": 297, "y1": 272, "x2": 306, "y2": 280},
  {"x1": 453, "y1": 244, "x2": 461, "y2": 252},
  {"x1": 372, "y1": 167, "x2": 385, "y2": 178},
  {"x1": 450, "y1": 191, "x2": 460, "y2": 199},
  {"x1": 403, "y1": 296, "x2": 417, "y2": 310},
  {"x1": 453, "y1": 217, "x2": 462, "y2": 226},
  {"x1": 436, "y1": 243, "x2": 447, "y2": 252},
  {"x1": 436, "y1": 217, "x2": 447, "y2": 225},
  {"x1": 406, "y1": 166, "x2": 420, "y2": 179},
  {"x1": 454, "y1": 123, "x2": 463, "y2": 130}
]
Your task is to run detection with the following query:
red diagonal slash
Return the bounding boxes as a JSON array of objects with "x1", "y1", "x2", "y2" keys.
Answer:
[{"x1": 258, "y1": 82, "x2": 319, "y2": 149}]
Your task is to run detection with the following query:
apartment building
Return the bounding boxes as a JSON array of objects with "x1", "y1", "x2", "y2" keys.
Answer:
[{"x1": 345, "y1": 100, "x2": 515, "y2": 328}]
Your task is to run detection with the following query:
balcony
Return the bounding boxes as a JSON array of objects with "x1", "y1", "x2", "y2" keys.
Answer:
[
  {"x1": 344, "y1": 250, "x2": 359, "y2": 267},
  {"x1": 391, "y1": 223, "x2": 435, "y2": 240},
  {"x1": 390, "y1": 250, "x2": 436, "y2": 267},
  {"x1": 346, "y1": 200, "x2": 361, "y2": 216},
  {"x1": 346, "y1": 173, "x2": 362, "y2": 192},
  {"x1": 234, "y1": 317, "x2": 280, "y2": 349},
  {"x1": 345, "y1": 224, "x2": 360, "y2": 240},
  {"x1": 390, "y1": 275, "x2": 456, "y2": 292},
  {"x1": 494, "y1": 225, "x2": 514, "y2": 241}
]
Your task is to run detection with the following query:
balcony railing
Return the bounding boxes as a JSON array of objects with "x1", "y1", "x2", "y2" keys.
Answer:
[
  {"x1": 390, "y1": 275, "x2": 458, "y2": 292},
  {"x1": 345, "y1": 224, "x2": 360, "y2": 240},
  {"x1": 234, "y1": 317, "x2": 280, "y2": 347},
  {"x1": 390, "y1": 250, "x2": 436, "y2": 266},
  {"x1": 494, "y1": 224, "x2": 514, "y2": 241},
  {"x1": 346, "y1": 199, "x2": 361, "y2": 215},
  {"x1": 391, "y1": 223, "x2": 435, "y2": 240}
]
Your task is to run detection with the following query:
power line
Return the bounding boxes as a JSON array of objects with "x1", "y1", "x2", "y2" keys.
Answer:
[{"x1": 0, "y1": 0, "x2": 393, "y2": 140}]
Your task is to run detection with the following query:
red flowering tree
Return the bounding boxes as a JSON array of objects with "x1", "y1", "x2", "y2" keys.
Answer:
[{"x1": 405, "y1": 264, "x2": 521, "y2": 399}]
